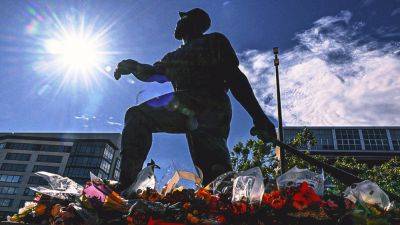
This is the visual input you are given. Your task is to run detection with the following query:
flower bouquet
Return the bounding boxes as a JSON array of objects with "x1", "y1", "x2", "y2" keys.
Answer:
[{"x1": 5, "y1": 167, "x2": 400, "y2": 225}]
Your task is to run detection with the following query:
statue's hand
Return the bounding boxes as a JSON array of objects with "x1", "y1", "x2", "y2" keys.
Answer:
[
  {"x1": 114, "y1": 59, "x2": 139, "y2": 80},
  {"x1": 251, "y1": 117, "x2": 277, "y2": 143}
]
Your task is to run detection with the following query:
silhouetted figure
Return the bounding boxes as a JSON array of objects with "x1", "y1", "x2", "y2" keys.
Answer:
[{"x1": 114, "y1": 8, "x2": 276, "y2": 190}]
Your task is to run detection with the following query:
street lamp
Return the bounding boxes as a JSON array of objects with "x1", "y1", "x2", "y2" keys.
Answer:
[{"x1": 273, "y1": 47, "x2": 286, "y2": 174}]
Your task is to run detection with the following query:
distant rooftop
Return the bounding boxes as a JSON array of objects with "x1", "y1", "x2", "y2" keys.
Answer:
[{"x1": 0, "y1": 132, "x2": 121, "y2": 149}]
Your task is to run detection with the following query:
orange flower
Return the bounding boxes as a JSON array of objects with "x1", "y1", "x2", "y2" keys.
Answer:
[
  {"x1": 187, "y1": 213, "x2": 200, "y2": 224},
  {"x1": 216, "y1": 215, "x2": 226, "y2": 223},
  {"x1": 50, "y1": 204, "x2": 62, "y2": 217},
  {"x1": 195, "y1": 188, "x2": 211, "y2": 201},
  {"x1": 183, "y1": 202, "x2": 191, "y2": 210},
  {"x1": 35, "y1": 204, "x2": 46, "y2": 215}
]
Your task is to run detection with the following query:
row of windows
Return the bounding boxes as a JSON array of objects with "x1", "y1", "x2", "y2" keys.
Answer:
[
  {"x1": 390, "y1": 129, "x2": 400, "y2": 151},
  {"x1": 0, "y1": 198, "x2": 13, "y2": 207},
  {"x1": 100, "y1": 160, "x2": 111, "y2": 174},
  {"x1": 36, "y1": 155, "x2": 63, "y2": 163},
  {"x1": 32, "y1": 165, "x2": 59, "y2": 173},
  {"x1": 284, "y1": 128, "x2": 400, "y2": 151},
  {"x1": 2, "y1": 154, "x2": 64, "y2": 165},
  {"x1": 103, "y1": 145, "x2": 114, "y2": 162},
  {"x1": 0, "y1": 186, "x2": 17, "y2": 195},
  {"x1": 73, "y1": 142, "x2": 105, "y2": 156},
  {"x1": 1, "y1": 142, "x2": 71, "y2": 153},
  {"x1": 67, "y1": 156, "x2": 101, "y2": 167},
  {"x1": 64, "y1": 167, "x2": 95, "y2": 179},
  {"x1": 362, "y1": 129, "x2": 390, "y2": 151},
  {"x1": 0, "y1": 163, "x2": 27, "y2": 172},
  {"x1": 0, "y1": 174, "x2": 21, "y2": 183},
  {"x1": 5, "y1": 153, "x2": 31, "y2": 161},
  {"x1": 114, "y1": 158, "x2": 121, "y2": 180}
]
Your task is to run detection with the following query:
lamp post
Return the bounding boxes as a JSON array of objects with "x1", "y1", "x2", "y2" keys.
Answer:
[{"x1": 273, "y1": 47, "x2": 286, "y2": 174}]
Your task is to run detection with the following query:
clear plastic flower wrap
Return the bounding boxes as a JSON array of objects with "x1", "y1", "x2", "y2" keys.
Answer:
[
  {"x1": 29, "y1": 171, "x2": 83, "y2": 199},
  {"x1": 232, "y1": 167, "x2": 265, "y2": 204},
  {"x1": 206, "y1": 171, "x2": 237, "y2": 195},
  {"x1": 344, "y1": 180, "x2": 393, "y2": 210},
  {"x1": 124, "y1": 165, "x2": 157, "y2": 197},
  {"x1": 276, "y1": 166, "x2": 325, "y2": 195}
]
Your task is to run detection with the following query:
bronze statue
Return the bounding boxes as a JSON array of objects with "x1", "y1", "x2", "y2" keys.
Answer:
[{"x1": 114, "y1": 8, "x2": 276, "y2": 190}]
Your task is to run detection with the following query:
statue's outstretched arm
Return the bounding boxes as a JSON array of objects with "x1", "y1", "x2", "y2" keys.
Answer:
[
  {"x1": 114, "y1": 59, "x2": 167, "y2": 83},
  {"x1": 227, "y1": 67, "x2": 277, "y2": 137}
]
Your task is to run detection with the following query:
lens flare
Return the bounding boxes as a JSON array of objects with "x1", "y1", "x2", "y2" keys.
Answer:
[
  {"x1": 27, "y1": 7, "x2": 118, "y2": 92},
  {"x1": 44, "y1": 33, "x2": 103, "y2": 75}
]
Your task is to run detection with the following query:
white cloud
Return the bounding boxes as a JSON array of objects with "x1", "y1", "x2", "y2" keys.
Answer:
[
  {"x1": 74, "y1": 115, "x2": 90, "y2": 121},
  {"x1": 107, "y1": 121, "x2": 123, "y2": 126},
  {"x1": 391, "y1": 8, "x2": 400, "y2": 16},
  {"x1": 240, "y1": 11, "x2": 400, "y2": 126}
]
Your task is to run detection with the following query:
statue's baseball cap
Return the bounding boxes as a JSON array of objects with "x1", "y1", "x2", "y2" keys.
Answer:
[{"x1": 179, "y1": 8, "x2": 211, "y2": 34}]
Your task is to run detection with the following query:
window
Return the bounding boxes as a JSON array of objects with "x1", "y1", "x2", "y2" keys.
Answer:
[
  {"x1": 6, "y1": 143, "x2": 40, "y2": 151},
  {"x1": 310, "y1": 129, "x2": 334, "y2": 150},
  {"x1": 67, "y1": 156, "x2": 101, "y2": 167},
  {"x1": 115, "y1": 158, "x2": 121, "y2": 170},
  {"x1": 24, "y1": 188, "x2": 36, "y2": 196},
  {"x1": 113, "y1": 158, "x2": 121, "y2": 180},
  {"x1": 64, "y1": 167, "x2": 94, "y2": 179},
  {"x1": 28, "y1": 176, "x2": 48, "y2": 186},
  {"x1": 0, "y1": 174, "x2": 21, "y2": 183},
  {"x1": 0, "y1": 163, "x2": 27, "y2": 172},
  {"x1": 103, "y1": 145, "x2": 114, "y2": 162},
  {"x1": 100, "y1": 160, "x2": 110, "y2": 174},
  {"x1": 114, "y1": 169, "x2": 120, "y2": 180},
  {"x1": 32, "y1": 165, "x2": 59, "y2": 173},
  {"x1": 283, "y1": 128, "x2": 302, "y2": 145},
  {"x1": 362, "y1": 129, "x2": 389, "y2": 151},
  {"x1": 36, "y1": 155, "x2": 63, "y2": 163},
  {"x1": 390, "y1": 129, "x2": 400, "y2": 151},
  {"x1": 0, "y1": 198, "x2": 13, "y2": 207},
  {"x1": 0, "y1": 186, "x2": 16, "y2": 195},
  {"x1": 335, "y1": 129, "x2": 362, "y2": 150},
  {"x1": 5, "y1": 153, "x2": 31, "y2": 161},
  {"x1": 74, "y1": 142, "x2": 104, "y2": 156},
  {"x1": 41, "y1": 145, "x2": 71, "y2": 153},
  {"x1": 0, "y1": 143, "x2": 6, "y2": 149},
  {"x1": 98, "y1": 170, "x2": 108, "y2": 179}
]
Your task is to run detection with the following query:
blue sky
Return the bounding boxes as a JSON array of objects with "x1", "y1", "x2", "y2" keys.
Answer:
[{"x1": 1, "y1": 0, "x2": 399, "y2": 172}]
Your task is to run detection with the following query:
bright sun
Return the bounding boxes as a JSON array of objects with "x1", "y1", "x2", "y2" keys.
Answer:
[
  {"x1": 45, "y1": 33, "x2": 103, "y2": 75},
  {"x1": 37, "y1": 16, "x2": 113, "y2": 90}
]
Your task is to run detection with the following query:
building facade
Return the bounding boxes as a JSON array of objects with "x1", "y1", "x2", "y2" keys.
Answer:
[
  {"x1": 283, "y1": 126, "x2": 400, "y2": 163},
  {"x1": 0, "y1": 133, "x2": 121, "y2": 219}
]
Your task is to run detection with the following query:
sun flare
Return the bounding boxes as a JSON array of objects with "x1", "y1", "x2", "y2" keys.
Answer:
[
  {"x1": 33, "y1": 14, "x2": 115, "y2": 90},
  {"x1": 45, "y1": 35, "x2": 100, "y2": 73}
]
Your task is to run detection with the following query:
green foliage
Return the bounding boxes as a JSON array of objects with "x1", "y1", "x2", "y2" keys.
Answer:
[
  {"x1": 230, "y1": 139, "x2": 278, "y2": 178},
  {"x1": 231, "y1": 127, "x2": 400, "y2": 197},
  {"x1": 290, "y1": 127, "x2": 317, "y2": 149}
]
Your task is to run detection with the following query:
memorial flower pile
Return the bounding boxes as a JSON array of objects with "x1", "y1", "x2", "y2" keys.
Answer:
[{"x1": 6, "y1": 167, "x2": 400, "y2": 225}]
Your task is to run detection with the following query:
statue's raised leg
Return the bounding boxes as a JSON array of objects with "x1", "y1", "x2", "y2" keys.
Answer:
[{"x1": 119, "y1": 92, "x2": 193, "y2": 190}]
